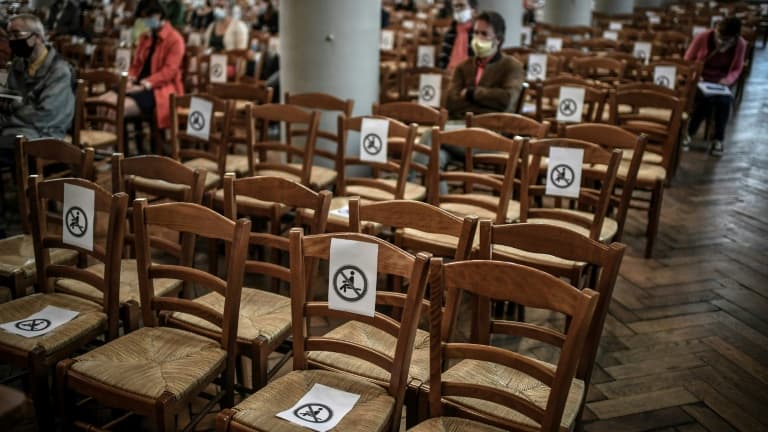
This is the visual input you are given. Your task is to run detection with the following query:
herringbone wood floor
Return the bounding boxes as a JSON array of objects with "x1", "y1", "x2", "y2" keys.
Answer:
[{"x1": 578, "y1": 47, "x2": 768, "y2": 432}]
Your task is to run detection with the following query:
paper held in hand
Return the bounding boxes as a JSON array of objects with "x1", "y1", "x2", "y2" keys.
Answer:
[
  {"x1": 0, "y1": 305, "x2": 79, "y2": 338},
  {"x1": 359, "y1": 118, "x2": 389, "y2": 163},
  {"x1": 328, "y1": 238, "x2": 378, "y2": 317},
  {"x1": 276, "y1": 384, "x2": 361, "y2": 432},
  {"x1": 63, "y1": 183, "x2": 95, "y2": 251},
  {"x1": 697, "y1": 82, "x2": 732, "y2": 97},
  {"x1": 545, "y1": 147, "x2": 584, "y2": 199}
]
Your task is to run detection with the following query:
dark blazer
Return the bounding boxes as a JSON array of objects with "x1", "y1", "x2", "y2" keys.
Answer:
[
  {"x1": 446, "y1": 52, "x2": 525, "y2": 119},
  {"x1": 47, "y1": 0, "x2": 81, "y2": 36}
]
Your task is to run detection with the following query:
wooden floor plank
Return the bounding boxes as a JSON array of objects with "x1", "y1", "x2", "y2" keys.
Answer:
[{"x1": 587, "y1": 388, "x2": 698, "y2": 420}]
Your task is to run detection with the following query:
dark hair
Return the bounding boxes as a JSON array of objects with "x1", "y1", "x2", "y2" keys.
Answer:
[
  {"x1": 719, "y1": 17, "x2": 742, "y2": 38},
  {"x1": 138, "y1": 0, "x2": 167, "y2": 19},
  {"x1": 476, "y1": 11, "x2": 506, "y2": 45},
  {"x1": 468, "y1": 0, "x2": 478, "y2": 8}
]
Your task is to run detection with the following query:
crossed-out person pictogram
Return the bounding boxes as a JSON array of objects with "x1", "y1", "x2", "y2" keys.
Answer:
[
  {"x1": 189, "y1": 111, "x2": 206, "y2": 131},
  {"x1": 333, "y1": 265, "x2": 368, "y2": 302},
  {"x1": 550, "y1": 164, "x2": 575, "y2": 188},
  {"x1": 15, "y1": 318, "x2": 51, "y2": 332},
  {"x1": 65, "y1": 206, "x2": 88, "y2": 238},
  {"x1": 420, "y1": 84, "x2": 436, "y2": 102},
  {"x1": 559, "y1": 98, "x2": 578, "y2": 117},
  {"x1": 294, "y1": 403, "x2": 333, "y2": 423},
  {"x1": 655, "y1": 75, "x2": 670, "y2": 87},
  {"x1": 212, "y1": 63, "x2": 223, "y2": 77},
  {"x1": 362, "y1": 133, "x2": 383, "y2": 156}
]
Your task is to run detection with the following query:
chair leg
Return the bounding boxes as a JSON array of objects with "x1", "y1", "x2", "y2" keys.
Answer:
[
  {"x1": 154, "y1": 392, "x2": 177, "y2": 432},
  {"x1": 57, "y1": 359, "x2": 77, "y2": 432},
  {"x1": 30, "y1": 349, "x2": 54, "y2": 431},
  {"x1": 645, "y1": 182, "x2": 664, "y2": 259},
  {"x1": 253, "y1": 344, "x2": 269, "y2": 392}
]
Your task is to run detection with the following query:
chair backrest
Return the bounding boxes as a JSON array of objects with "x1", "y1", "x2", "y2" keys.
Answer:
[
  {"x1": 336, "y1": 115, "x2": 418, "y2": 199},
  {"x1": 73, "y1": 70, "x2": 127, "y2": 153},
  {"x1": 522, "y1": 138, "x2": 622, "y2": 241},
  {"x1": 15, "y1": 136, "x2": 95, "y2": 235},
  {"x1": 466, "y1": 112, "x2": 550, "y2": 139},
  {"x1": 349, "y1": 197, "x2": 478, "y2": 261},
  {"x1": 112, "y1": 153, "x2": 208, "y2": 205},
  {"x1": 397, "y1": 66, "x2": 451, "y2": 105},
  {"x1": 478, "y1": 221, "x2": 625, "y2": 421},
  {"x1": 372, "y1": 101, "x2": 448, "y2": 129},
  {"x1": 609, "y1": 88, "x2": 683, "y2": 172},
  {"x1": 571, "y1": 56, "x2": 627, "y2": 84},
  {"x1": 208, "y1": 82, "x2": 274, "y2": 106},
  {"x1": 537, "y1": 81, "x2": 609, "y2": 125},
  {"x1": 29, "y1": 176, "x2": 128, "y2": 339},
  {"x1": 289, "y1": 229, "x2": 430, "y2": 432},
  {"x1": 428, "y1": 257, "x2": 599, "y2": 431},
  {"x1": 169, "y1": 93, "x2": 233, "y2": 178},
  {"x1": 133, "y1": 200, "x2": 250, "y2": 357},
  {"x1": 561, "y1": 123, "x2": 647, "y2": 242},
  {"x1": 248, "y1": 103, "x2": 321, "y2": 187},
  {"x1": 429, "y1": 127, "x2": 525, "y2": 224}
]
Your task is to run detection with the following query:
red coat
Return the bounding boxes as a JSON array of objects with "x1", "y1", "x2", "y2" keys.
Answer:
[{"x1": 129, "y1": 22, "x2": 185, "y2": 129}]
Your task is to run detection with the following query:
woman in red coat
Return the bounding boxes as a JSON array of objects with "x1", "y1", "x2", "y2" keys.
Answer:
[
  {"x1": 683, "y1": 17, "x2": 746, "y2": 156},
  {"x1": 97, "y1": 0, "x2": 184, "y2": 133}
]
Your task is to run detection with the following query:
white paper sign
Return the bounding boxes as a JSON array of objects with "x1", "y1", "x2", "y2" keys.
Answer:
[
  {"x1": 188, "y1": 32, "x2": 202, "y2": 47},
  {"x1": 762, "y1": 4, "x2": 768, "y2": 16},
  {"x1": 268, "y1": 37, "x2": 280, "y2": 55},
  {"x1": 603, "y1": 30, "x2": 618, "y2": 41},
  {"x1": 633, "y1": 42, "x2": 652, "y2": 65},
  {"x1": 187, "y1": 97, "x2": 213, "y2": 140},
  {"x1": 0, "y1": 305, "x2": 79, "y2": 338},
  {"x1": 418, "y1": 73, "x2": 442, "y2": 108},
  {"x1": 609, "y1": 21, "x2": 623, "y2": 30},
  {"x1": 546, "y1": 147, "x2": 583, "y2": 198},
  {"x1": 276, "y1": 384, "x2": 360, "y2": 432},
  {"x1": 692, "y1": 25, "x2": 708, "y2": 37},
  {"x1": 94, "y1": 15, "x2": 105, "y2": 33},
  {"x1": 360, "y1": 118, "x2": 389, "y2": 163},
  {"x1": 649, "y1": 15, "x2": 661, "y2": 24},
  {"x1": 380, "y1": 30, "x2": 395, "y2": 50},
  {"x1": 328, "y1": 238, "x2": 377, "y2": 317},
  {"x1": 119, "y1": 28, "x2": 132, "y2": 46},
  {"x1": 115, "y1": 48, "x2": 131, "y2": 73},
  {"x1": 63, "y1": 183, "x2": 95, "y2": 251},
  {"x1": 527, "y1": 53, "x2": 548, "y2": 81},
  {"x1": 711, "y1": 15, "x2": 723, "y2": 28},
  {"x1": 546, "y1": 37, "x2": 563, "y2": 53},
  {"x1": 556, "y1": 86, "x2": 585, "y2": 123},
  {"x1": 329, "y1": 207, "x2": 349, "y2": 219},
  {"x1": 654, "y1": 65, "x2": 677, "y2": 89},
  {"x1": 85, "y1": 44, "x2": 96, "y2": 56},
  {"x1": 0, "y1": 70, "x2": 8, "y2": 87},
  {"x1": 403, "y1": 19, "x2": 415, "y2": 30},
  {"x1": 417, "y1": 45, "x2": 435, "y2": 67},
  {"x1": 209, "y1": 54, "x2": 227, "y2": 83},
  {"x1": 520, "y1": 26, "x2": 532, "y2": 46}
]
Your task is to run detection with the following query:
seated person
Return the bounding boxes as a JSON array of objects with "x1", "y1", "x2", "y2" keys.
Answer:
[
  {"x1": 445, "y1": 10, "x2": 524, "y2": 120},
  {"x1": 46, "y1": 0, "x2": 81, "y2": 37},
  {"x1": 203, "y1": 0, "x2": 249, "y2": 52},
  {"x1": 683, "y1": 16, "x2": 746, "y2": 157},
  {"x1": 96, "y1": 1, "x2": 185, "y2": 137}
]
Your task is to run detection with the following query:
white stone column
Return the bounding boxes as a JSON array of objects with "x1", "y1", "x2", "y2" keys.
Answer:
[
  {"x1": 539, "y1": 0, "x2": 592, "y2": 27},
  {"x1": 477, "y1": 0, "x2": 525, "y2": 47},
  {"x1": 595, "y1": 0, "x2": 634, "y2": 15}
]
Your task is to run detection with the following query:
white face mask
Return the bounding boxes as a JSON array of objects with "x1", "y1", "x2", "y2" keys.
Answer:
[
  {"x1": 213, "y1": 7, "x2": 227, "y2": 20},
  {"x1": 454, "y1": 8, "x2": 472, "y2": 24}
]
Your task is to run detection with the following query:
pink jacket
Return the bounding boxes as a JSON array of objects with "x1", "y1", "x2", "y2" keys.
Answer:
[{"x1": 684, "y1": 29, "x2": 746, "y2": 86}]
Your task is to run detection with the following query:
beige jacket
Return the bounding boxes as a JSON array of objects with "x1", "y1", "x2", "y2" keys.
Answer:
[{"x1": 203, "y1": 19, "x2": 249, "y2": 51}]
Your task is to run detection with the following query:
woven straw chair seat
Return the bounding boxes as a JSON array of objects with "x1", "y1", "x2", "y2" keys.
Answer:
[
  {"x1": 212, "y1": 189, "x2": 291, "y2": 214},
  {"x1": 79, "y1": 130, "x2": 116, "y2": 148},
  {"x1": 179, "y1": 161, "x2": 221, "y2": 189},
  {"x1": 230, "y1": 369, "x2": 394, "y2": 431},
  {"x1": 56, "y1": 259, "x2": 181, "y2": 306},
  {"x1": 442, "y1": 359, "x2": 584, "y2": 430},
  {"x1": 526, "y1": 212, "x2": 618, "y2": 243},
  {"x1": 620, "y1": 149, "x2": 663, "y2": 165},
  {"x1": 256, "y1": 164, "x2": 338, "y2": 190},
  {"x1": 298, "y1": 196, "x2": 383, "y2": 233},
  {"x1": 0, "y1": 293, "x2": 105, "y2": 353},
  {"x1": 439, "y1": 194, "x2": 521, "y2": 223},
  {"x1": 346, "y1": 179, "x2": 427, "y2": 202},
  {"x1": 69, "y1": 326, "x2": 225, "y2": 400},
  {"x1": 308, "y1": 322, "x2": 430, "y2": 387},
  {"x1": 409, "y1": 417, "x2": 508, "y2": 432},
  {"x1": 0, "y1": 234, "x2": 78, "y2": 278},
  {"x1": 491, "y1": 243, "x2": 586, "y2": 271},
  {"x1": 621, "y1": 160, "x2": 666, "y2": 184},
  {"x1": 184, "y1": 155, "x2": 250, "y2": 176},
  {"x1": 171, "y1": 287, "x2": 291, "y2": 342}
]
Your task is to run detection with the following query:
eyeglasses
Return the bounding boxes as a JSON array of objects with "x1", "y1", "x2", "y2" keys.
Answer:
[{"x1": 7, "y1": 31, "x2": 33, "y2": 40}]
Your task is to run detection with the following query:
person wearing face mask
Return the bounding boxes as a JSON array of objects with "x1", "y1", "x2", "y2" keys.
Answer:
[
  {"x1": 203, "y1": 0, "x2": 249, "y2": 52},
  {"x1": 446, "y1": 10, "x2": 524, "y2": 119},
  {"x1": 161, "y1": 0, "x2": 186, "y2": 29},
  {"x1": 95, "y1": 0, "x2": 184, "y2": 145},
  {"x1": 437, "y1": 0, "x2": 477, "y2": 71},
  {"x1": 190, "y1": 0, "x2": 215, "y2": 31},
  {"x1": 46, "y1": 0, "x2": 81, "y2": 37},
  {"x1": 253, "y1": 0, "x2": 278, "y2": 34},
  {"x1": 0, "y1": 14, "x2": 75, "y2": 145},
  {"x1": 683, "y1": 17, "x2": 746, "y2": 157}
]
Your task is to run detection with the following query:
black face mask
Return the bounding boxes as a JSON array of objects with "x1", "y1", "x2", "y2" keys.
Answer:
[{"x1": 10, "y1": 35, "x2": 35, "y2": 59}]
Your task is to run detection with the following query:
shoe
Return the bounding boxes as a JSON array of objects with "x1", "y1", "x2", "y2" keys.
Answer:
[
  {"x1": 681, "y1": 134, "x2": 691, "y2": 152},
  {"x1": 710, "y1": 140, "x2": 724, "y2": 157}
]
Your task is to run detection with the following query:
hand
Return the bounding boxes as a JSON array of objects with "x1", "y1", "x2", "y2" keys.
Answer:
[{"x1": 460, "y1": 88, "x2": 467, "y2": 98}]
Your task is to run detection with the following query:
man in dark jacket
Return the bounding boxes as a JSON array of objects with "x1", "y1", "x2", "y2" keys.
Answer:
[
  {"x1": 47, "y1": 0, "x2": 81, "y2": 37},
  {"x1": 437, "y1": 0, "x2": 477, "y2": 71}
]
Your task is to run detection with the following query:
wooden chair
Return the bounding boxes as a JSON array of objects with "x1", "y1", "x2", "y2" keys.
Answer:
[
  {"x1": 249, "y1": 103, "x2": 332, "y2": 190},
  {"x1": 561, "y1": 123, "x2": 647, "y2": 243},
  {"x1": 0, "y1": 177, "x2": 127, "y2": 430},
  {"x1": 407, "y1": 257, "x2": 599, "y2": 432},
  {"x1": 216, "y1": 230, "x2": 431, "y2": 432},
  {"x1": 521, "y1": 137, "x2": 622, "y2": 243},
  {"x1": 466, "y1": 112, "x2": 550, "y2": 138},
  {"x1": 170, "y1": 175, "x2": 331, "y2": 391},
  {"x1": 535, "y1": 80, "x2": 609, "y2": 129},
  {"x1": 1, "y1": 137, "x2": 93, "y2": 300},
  {"x1": 576, "y1": 37, "x2": 620, "y2": 52},
  {"x1": 73, "y1": 71, "x2": 127, "y2": 155},
  {"x1": 57, "y1": 201, "x2": 251, "y2": 432},
  {"x1": 398, "y1": 66, "x2": 451, "y2": 105},
  {"x1": 571, "y1": 56, "x2": 627, "y2": 85},
  {"x1": 609, "y1": 89, "x2": 684, "y2": 257},
  {"x1": 478, "y1": 222, "x2": 625, "y2": 431},
  {"x1": 169, "y1": 93, "x2": 234, "y2": 191},
  {"x1": 428, "y1": 127, "x2": 525, "y2": 224}
]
